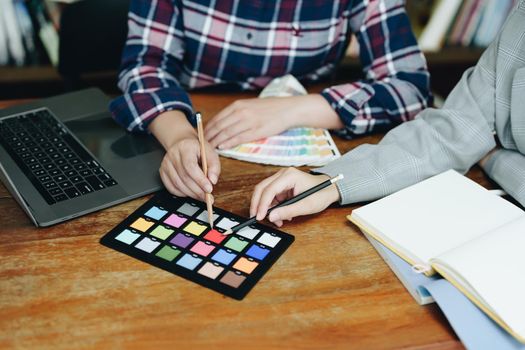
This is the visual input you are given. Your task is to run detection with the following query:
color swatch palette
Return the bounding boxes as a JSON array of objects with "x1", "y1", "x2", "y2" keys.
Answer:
[
  {"x1": 100, "y1": 191, "x2": 294, "y2": 300},
  {"x1": 218, "y1": 127, "x2": 341, "y2": 167}
]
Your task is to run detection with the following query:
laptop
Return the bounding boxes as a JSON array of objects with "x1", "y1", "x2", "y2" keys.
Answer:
[{"x1": 0, "y1": 88, "x2": 164, "y2": 227}]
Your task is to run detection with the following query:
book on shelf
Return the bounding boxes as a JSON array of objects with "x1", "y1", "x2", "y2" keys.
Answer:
[
  {"x1": 407, "y1": 0, "x2": 517, "y2": 52},
  {"x1": 0, "y1": 0, "x2": 26, "y2": 66},
  {"x1": 349, "y1": 170, "x2": 525, "y2": 343},
  {"x1": 417, "y1": 0, "x2": 463, "y2": 52},
  {"x1": 0, "y1": 0, "x2": 61, "y2": 67}
]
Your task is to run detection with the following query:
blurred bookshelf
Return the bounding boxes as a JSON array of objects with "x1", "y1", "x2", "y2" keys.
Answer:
[
  {"x1": 0, "y1": 0, "x2": 517, "y2": 100},
  {"x1": 0, "y1": 0, "x2": 127, "y2": 99}
]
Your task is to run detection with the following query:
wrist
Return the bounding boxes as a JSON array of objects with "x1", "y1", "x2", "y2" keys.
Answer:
[
  {"x1": 316, "y1": 174, "x2": 341, "y2": 204},
  {"x1": 290, "y1": 95, "x2": 343, "y2": 129},
  {"x1": 149, "y1": 110, "x2": 197, "y2": 149}
]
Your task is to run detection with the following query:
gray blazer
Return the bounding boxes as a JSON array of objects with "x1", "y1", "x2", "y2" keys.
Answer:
[{"x1": 317, "y1": 0, "x2": 525, "y2": 207}]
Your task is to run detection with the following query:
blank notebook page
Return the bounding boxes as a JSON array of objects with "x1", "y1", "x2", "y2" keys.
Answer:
[
  {"x1": 351, "y1": 170, "x2": 524, "y2": 266},
  {"x1": 433, "y1": 215, "x2": 525, "y2": 339}
]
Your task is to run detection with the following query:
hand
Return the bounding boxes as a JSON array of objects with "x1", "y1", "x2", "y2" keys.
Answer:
[
  {"x1": 160, "y1": 137, "x2": 220, "y2": 200},
  {"x1": 250, "y1": 168, "x2": 341, "y2": 227},
  {"x1": 479, "y1": 146, "x2": 500, "y2": 168},
  {"x1": 204, "y1": 94, "x2": 343, "y2": 149},
  {"x1": 149, "y1": 110, "x2": 221, "y2": 200}
]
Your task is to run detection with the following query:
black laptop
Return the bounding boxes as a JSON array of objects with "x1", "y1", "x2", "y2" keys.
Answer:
[{"x1": 0, "y1": 88, "x2": 164, "y2": 226}]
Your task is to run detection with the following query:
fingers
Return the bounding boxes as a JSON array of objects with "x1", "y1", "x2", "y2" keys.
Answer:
[
  {"x1": 204, "y1": 102, "x2": 238, "y2": 135},
  {"x1": 180, "y1": 149, "x2": 213, "y2": 193},
  {"x1": 250, "y1": 169, "x2": 334, "y2": 226},
  {"x1": 256, "y1": 169, "x2": 297, "y2": 220},
  {"x1": 250, "y1": 170, "x2": 285, "y2": 217},
  {"x1": 207, "y1": 114, "x2": 252, "y2": 148},
  {"x1": 216, "y1": 129, "x2": 257, "y2": 150},
  {"x1": 268, "y1": 201, "x2": 305, "y2": 224},
  {"x1": 212, "y1": 120, "x2": 252, "y2": 149},
  {"x1": 163, "y1": 157, "x2": 201, "y2": 199},
  {"x1": 161, "y1": 138, "x2": 216, "y2": 200},
  {"x1": 160, "y1": 169, "x2": 184, "y2": 197},
  {"x1": 204, "y1": 102, "x2": 240, "y2": 142}
]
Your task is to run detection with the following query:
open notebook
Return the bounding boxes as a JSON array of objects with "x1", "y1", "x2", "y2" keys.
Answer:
[{"x1": 349, "y1": 170, "x2": 525, "y2": 343}]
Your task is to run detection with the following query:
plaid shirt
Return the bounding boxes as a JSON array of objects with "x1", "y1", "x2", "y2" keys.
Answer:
[{"x1": 110, "y1": 0, "x2": 431, "y2": 137}]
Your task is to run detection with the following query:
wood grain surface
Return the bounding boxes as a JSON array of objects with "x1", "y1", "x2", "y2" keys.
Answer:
[{"x1": 0, "y1": 94, "x2": 494, "y2": 349}]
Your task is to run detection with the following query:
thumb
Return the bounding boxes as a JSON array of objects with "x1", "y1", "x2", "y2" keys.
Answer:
[{"x1": 267, "y1": 201, "x2": 306, "y2": 223}]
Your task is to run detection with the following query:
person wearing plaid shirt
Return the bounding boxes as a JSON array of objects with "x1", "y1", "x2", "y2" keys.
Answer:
[{"x1": 110, "y1": 0, "x2": 431, "y2": 200}]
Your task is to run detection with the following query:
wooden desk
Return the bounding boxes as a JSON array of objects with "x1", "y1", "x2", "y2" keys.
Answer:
[{"x1": 0, "y1": 95, "x2": 493, "y2": 349}]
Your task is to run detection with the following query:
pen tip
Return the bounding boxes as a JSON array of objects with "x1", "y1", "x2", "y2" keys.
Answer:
[{"x1": 223, "y1": 229, "x2": 232, "y2": 236}]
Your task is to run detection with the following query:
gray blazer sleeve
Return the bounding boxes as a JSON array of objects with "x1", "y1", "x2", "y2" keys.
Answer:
[
  {"x1": 314, "y1": 32, "x2": 499, "y2": 204},
  {"x1": 483, "y1": 150, "x2": 525, "y2": 206},
  {"x1": 316, "y1": 2, "x2": 525, "y2": 205}
]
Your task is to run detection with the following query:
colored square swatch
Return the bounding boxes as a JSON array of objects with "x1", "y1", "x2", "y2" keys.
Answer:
[
  {"x1": 184, "y1": 221, "x2": 207, "y2": 236},
  {"x1": 170, "y1": 233, "x2": 194, "y2": 248},
  {"x1": 220, "y1": 271, "x2": 246, "y2": 288},
  {"x1": 164, "y1": 214, "x2": 187, "y2": 228},
  {"x1": 196, "y1": 210, "x2": 219, "y2": 223},
  {"x1": 190, "y1": 241, "x2": 215, "y2": 257},
  {"x1": 130, "y1": 218, "x2": 154, "y2": 232},
  {"x1": 224, "y1": 236, "x2": 248, "y2": 252},
  {"x1": 233, "y1": 257, "x2": 258, "y2": 274},
  {"x1": 156, "y1": 246, "x2": 181, "y2": 261},
  {"x1": 150, "y1": 225, "x2": 174, "y2": 240},
  {"x1": 204, "y1": 229, "x2": 226, "y2": 244},
  {"x1": 176, "y1": 254, "x2": 202, "y2": 270},
  {"x1": 216, "y1": 217, "x2": 239, "y2": 230},
  {"x1": 115, "y1": 229, "x2": 140, "y2": 245},
  {"x1": 246, "y1": 244, "x2": 270, "y2": 260},
  {"x1": 198, "y1": 262, "x2": 224, "y2": 279},
  {"x1": 135, "y1": 237, "x2": 160, "y2": 253},
  {"x1": 257, "y1": 232, "x2": 281, "y2": 248},
  {"x1": 237, "y1": 227, "x2": 259, "y2": 240},
  {"x1": 178, "y1": 203, "x2": 199, "y2": 216},
  {"x1": 211, "y1": 249, "x2": 237, "y2": 266},
  {"x1": 144, "y1": 206, "x2": 167, "y2": 220}
]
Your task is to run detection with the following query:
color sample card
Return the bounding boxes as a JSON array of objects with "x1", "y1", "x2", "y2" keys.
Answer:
[
  {"x1": 217, "y1": 127, "x2": 341, "y2": 167},
  {"x1": 100, "y1": 191, "x2": 294, "y2": 300}
]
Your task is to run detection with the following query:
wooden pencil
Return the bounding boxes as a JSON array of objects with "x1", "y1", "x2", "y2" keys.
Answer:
[{"x1": 195, "y1": 112, "x2": 215, "y2": 228}]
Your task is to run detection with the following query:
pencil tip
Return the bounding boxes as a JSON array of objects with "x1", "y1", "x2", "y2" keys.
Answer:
[{"x1": 224, "y1": 229, "x2": 232, "y2": 236}]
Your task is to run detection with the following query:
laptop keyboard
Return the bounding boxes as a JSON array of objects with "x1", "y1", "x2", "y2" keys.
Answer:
[{"x1": 0, "y1": 108, "x2": 118, "y2": 205}]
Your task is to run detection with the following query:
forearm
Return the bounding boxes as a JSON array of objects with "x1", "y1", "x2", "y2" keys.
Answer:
[
  {"x1": 110, "y1": 0, "x2": 193, "y2": 133},
  {"x1": 288, "y1": 94, "x2": 344, "y2": 130},
  {"x1": 482, "y1": 149, "x2": 525, "y2": 207},
  {"x1": 315, "y1": 105, "x2": 496, "y2": 205},
  {"x1": 149, "y1": 110, "x2": 196, "y2": 150},
  {"x1": 325, "y1": 0, "x2": 430, "y2": 137}
]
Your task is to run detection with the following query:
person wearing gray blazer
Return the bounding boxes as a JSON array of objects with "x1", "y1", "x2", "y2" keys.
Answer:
[{"x1": 249, "y1": 1, "x2": 525, "y2": 227}]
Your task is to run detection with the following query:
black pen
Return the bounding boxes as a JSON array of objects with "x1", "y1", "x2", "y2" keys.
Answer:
[{"x1": 224, "y1": 174, "x2": 344, "y2": 235}]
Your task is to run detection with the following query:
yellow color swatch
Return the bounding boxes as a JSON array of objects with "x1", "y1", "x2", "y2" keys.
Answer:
[
  {"x1": 183, "y1": 221, "x2": 207, "y2": 236},
  {"x1": 130, "y1": 218, "x2": 154, "y2": 232}
]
